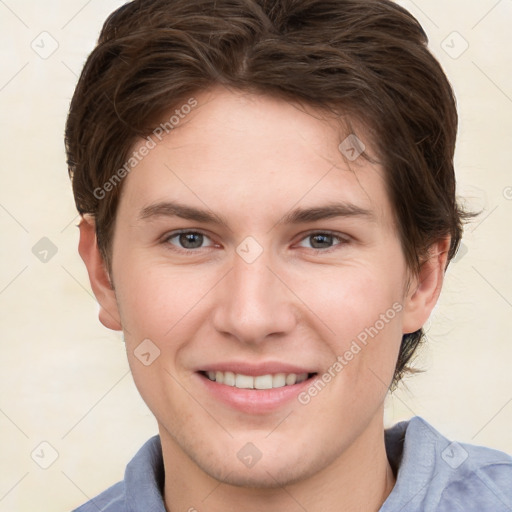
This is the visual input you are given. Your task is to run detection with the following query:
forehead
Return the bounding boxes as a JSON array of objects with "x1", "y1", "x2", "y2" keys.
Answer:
[{"x1": 118, "y1": 87, "x2": 394, "y2": 232}]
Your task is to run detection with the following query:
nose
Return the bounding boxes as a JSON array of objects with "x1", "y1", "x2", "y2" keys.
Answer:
[{"x1": 211, "y1": 249, "x2": 298, "y2": 345}]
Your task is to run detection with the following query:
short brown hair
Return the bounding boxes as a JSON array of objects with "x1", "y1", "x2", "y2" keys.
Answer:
[{"x1": 65, "y1": 0, "x2": 476, "y2": 386}]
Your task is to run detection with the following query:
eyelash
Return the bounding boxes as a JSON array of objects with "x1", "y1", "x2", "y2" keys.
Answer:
[{"x1": 161, "y1": 229, "x2": 350, "y2": 255}]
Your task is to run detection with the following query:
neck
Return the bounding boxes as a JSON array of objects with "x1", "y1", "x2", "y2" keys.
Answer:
[{"x1": 160, "y1": 413, "x2": 396, "y2": 512}]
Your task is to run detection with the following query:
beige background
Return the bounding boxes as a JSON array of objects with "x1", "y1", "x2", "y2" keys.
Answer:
[{"x1": 0, "y1": 1, "x2": 511, "y2": 510}]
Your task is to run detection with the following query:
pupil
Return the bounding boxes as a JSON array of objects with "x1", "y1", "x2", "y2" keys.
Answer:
[{"x1": 180, "y1": 233, "x2": 203, "y2": 249}]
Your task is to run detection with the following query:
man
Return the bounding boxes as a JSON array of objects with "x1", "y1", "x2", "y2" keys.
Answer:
[{"x1": 66, "y1": 0, "x2": 512, "y2": 510}]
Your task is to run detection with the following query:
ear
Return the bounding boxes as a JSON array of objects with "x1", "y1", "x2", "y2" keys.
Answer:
[
  {"x1": 401, "y1": 237, "x2": 451, "y2": 335},
  {"x1": 78, "y1": 215, "x2": 122, "y2": 331}
]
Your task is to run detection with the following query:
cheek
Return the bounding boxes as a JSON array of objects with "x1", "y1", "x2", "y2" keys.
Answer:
[
  {"x1": 309, "y1": 263, "x2": 405, "y2": 387},
  {"x1": 113, "y1": 263, "x2": 211, "y2": 425},
  {"x1": 114, "y1": 261, "x2": 216, "y2": 341},
  {"x1": 315, "y1": 263, "x2": 403, "y2": 333}
]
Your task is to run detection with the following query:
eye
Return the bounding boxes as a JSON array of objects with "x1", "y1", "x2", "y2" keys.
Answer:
[
  {"x1": 163, "y1": 230, "x2": 216, "y2": 251},
  {"x1": 297, "y1": 231, "x2": 349, "y2": 251}
]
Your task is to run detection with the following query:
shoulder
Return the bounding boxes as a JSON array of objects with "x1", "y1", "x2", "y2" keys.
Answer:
[
  {"x1": 383, "y1": 416, "x2": 512, "y2": 512},
  {"x1": 72, "y1": 481, "x2": 125, "y2": 512},
  {"x1": 437, "y1": 437, "x2": 512, "y2": 511},
  {"x1": 71, "y1": 435, "x2": 164, "y2": 512}
]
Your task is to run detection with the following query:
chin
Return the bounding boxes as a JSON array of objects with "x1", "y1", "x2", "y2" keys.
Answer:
[
  {"x1": 204, "y1": 461, "x2": 308, "y2": 489},
  {"x1": 192, "y1": 442, "x2": 328, "y2": 490}
]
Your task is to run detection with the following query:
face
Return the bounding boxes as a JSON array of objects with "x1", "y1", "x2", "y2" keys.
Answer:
[{"x1": 87, "y1": 86, "x2": 440, "y2": 488}]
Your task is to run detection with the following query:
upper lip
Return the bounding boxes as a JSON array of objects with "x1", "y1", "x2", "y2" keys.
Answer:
[{"x1": 197, "y1": 361, "x2": 317, "y2": 376}]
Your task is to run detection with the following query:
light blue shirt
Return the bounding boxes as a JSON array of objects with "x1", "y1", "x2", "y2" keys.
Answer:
[{"x1": 73, "y1": 416, "x2": 512, "y2": 511}]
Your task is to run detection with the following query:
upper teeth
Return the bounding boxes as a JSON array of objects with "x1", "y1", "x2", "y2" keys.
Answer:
[{"x1": 206, "y1": 371, "x2": 309, "y2": 389}]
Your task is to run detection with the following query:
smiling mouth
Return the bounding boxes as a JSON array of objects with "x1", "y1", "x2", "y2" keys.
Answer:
[{"x1": 199, "y1": 371, "x2": 317, "y2": 390}]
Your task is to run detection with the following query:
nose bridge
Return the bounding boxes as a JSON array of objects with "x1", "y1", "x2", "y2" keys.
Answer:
[{"x1": 212, "y1": 247, "x2": 296, "y2": 343}]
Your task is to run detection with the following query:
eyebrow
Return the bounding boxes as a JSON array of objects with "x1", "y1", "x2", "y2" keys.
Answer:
[
  {"x1": 278, "y1": 202, "x2": 375, "y2": 225},
  {"x1": 138, "y1": 200, "x2": 375, "y2": 226},
  {"x1": 139, "y1": 201, "x2": 229, "y2": 226}
]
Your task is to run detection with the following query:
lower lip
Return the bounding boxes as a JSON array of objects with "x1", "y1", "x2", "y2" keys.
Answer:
[{"x1": 196, "y1": 372, "x2": 317, "y2": 414}]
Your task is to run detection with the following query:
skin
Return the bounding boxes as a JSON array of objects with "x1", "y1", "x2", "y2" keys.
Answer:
[{"x1": 79, "y1": 86, "x2": 450, "y2": 512}]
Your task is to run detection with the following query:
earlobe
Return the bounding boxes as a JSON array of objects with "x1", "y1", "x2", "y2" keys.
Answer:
[
  {"x1": 401, "y1": 237, "x2": 451, "y2": 335},
  {"x1": 78, "y1": 216, "x2": 122, "y2": 331}
]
